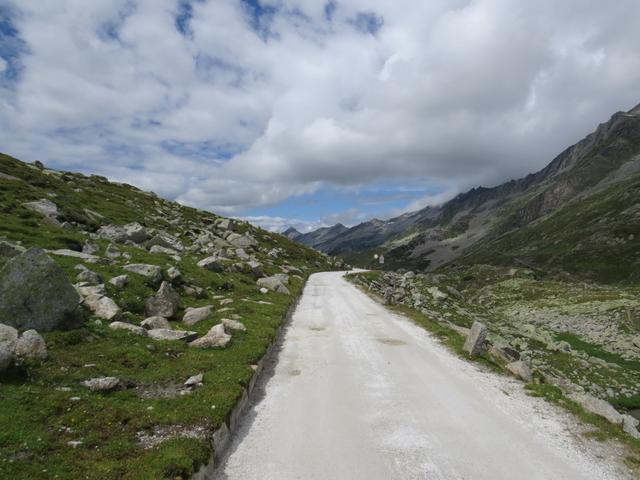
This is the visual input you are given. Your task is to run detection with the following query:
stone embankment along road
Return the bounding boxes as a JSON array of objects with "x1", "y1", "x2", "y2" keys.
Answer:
[{"x1": 214, "y1": 271, "x2": 632, "y2": 480}]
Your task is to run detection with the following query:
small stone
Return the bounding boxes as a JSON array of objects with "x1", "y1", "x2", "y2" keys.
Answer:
[
  {"x1": 505, "y1": 360, "x2": 533, "y2": 382},
  {"x1": 147, "y1": 328, "x2": 198, "y2": 342},
  {"x1": 0, "y1": 324, "x2": 19, "y2": 371},
  {"x1": 14, "y1": 330, "x2": 48, "y2": 361},
  {"x1": 197, "y1": 256, "x2": 224, "y2": 272},
  {"x1": 140, "y1": 316, "x2": 171, "y2": 330},
  {"x1": 76, "y1": 269, "x2": 102, "y2": 285},
  {"x1": 188, "y1": 324, "x2": 231, "y2": 349},
  {"x1": 123, "y1": 264, "x2": 162, "y2": 284},
  {"x1": 256, "y1": 276, "x2": 290, "y2": 295},
  {"x1": 82, "y1": 377, "x2": 121, "y2": 392},
  {"x1": 184, "y1": 373, "x2": 203, "y2": 387},
  {"x1": 84, "y1": 294, "x2": 121, "y2": 320},
  {"x1": 145, "y1": 281, "x2": 179, "y2": 318},
  {"x1": 463, "y1": 321, "x2": 487, "y2": 357},
  {"x1": 108, "y1": 321, "x2": 147, "y2": 336},
  {"x1": 222, "y1": 318, "x2": 246, "y2": 332},
  {"x1": 183, "y1": 305, "x2": 214, "y2": 326},
  {"x1": 108, "y1": 275, "x2": 129, "y2": 289},
  {"x1": 166, "y1": 267, "x2": 182, "y2": 282}
]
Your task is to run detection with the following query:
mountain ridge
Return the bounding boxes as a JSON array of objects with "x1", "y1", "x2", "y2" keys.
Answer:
[{"x1": 295, "y1": 103, "x2": 640, "y2": 281}]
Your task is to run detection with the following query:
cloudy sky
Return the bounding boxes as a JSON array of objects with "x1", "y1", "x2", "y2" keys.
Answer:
[{"x1": 1, "y1": 1, "x2": 639, "y2": 232}]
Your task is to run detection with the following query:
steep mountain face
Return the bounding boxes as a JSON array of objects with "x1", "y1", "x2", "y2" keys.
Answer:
[
  {"x1": 295, "y1": 223, "x2": 350, "y2": 251},
  {"x1": 300, "y1": 103, "x2": 640, "y2": 281},
  {"x1": 283, "y1": 226, "x2": 302, "y2": 240}
]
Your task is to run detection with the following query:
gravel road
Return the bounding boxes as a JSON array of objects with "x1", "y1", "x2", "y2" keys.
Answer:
[{"x1": 215, "y1": 271, "x2": 632, "y2": 479}]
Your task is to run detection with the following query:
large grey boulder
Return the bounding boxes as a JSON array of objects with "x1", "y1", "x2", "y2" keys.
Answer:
[
  {"x1": 14, "y1": 330, "x2": 48, "y2": 361},
  {"x1": 0, "y1": 249, "x2": 84, "y2": 331},
  {"x1": 145, "y1": 281, "x2": 179, "y2": 318},
  {"x1": 182, "y1": 305, "x2": 214, "y2": 326},
  {"x1": 124, "y1": 264, "x2": 162, "y2": 284},
  {"x1": 463, "y1": 321, "x2": 487, "y2": 357},
  {"x1": 0, "y1": 324, "x2": 18, "y2": 371},
  {"x1": 257, "y1": 276, "x2": 290, "y2": 295},
  {"x1": 189, "y1": 324, "x2": 231, "y2": 349}
]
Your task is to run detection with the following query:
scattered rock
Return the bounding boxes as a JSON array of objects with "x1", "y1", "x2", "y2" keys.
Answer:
[
  {"x1": 166, "y1": 267, "x2": 181, "y2": 282},
  {"x1": 259, "y1": 287, "x2": 269, "y2": 294},
  {"x1": 82, "y1": 241, "x2": 100, "y2": 255},
  {"x1": 183, "y1": 305, "x2": 214, "y2": 326},
  {"x1": 0, "y1": 324, "x2": 18, "y2": 371},
  {"x1": 505, "y1": 360, "x2": 533, "y2": 382},
  {"x1": 123, "y1": 222, "x2": 148, "y2": 243},
  {"x1": 147, "y1": 233, "x2": 184, "y2": 252},
  {"x1": 48, "y1": 249, "x2": 100, "y2": 263},
  {"x1": 257, "y1": 276, "x2": 290, "y2": 295},
  {"x1": 141, "y1": 316, "x2": 171, "y2": 330},
  {"x1": 82, "y1": 377, "x2": 122, "y2": 392},
  {"x1": 568, "y1": 392, "x2": 626, "y2": 427},
  {"x1": 197, "y1": 256, "x2": 224, "y2": 272},
  {"x1": 105, "y1": 243, "x2": 121, "y2": 259},
  {"x1": 149, "y1": 245, "x2": 178, "y2": 255},
  {"x1": 147, "y1": 329, "x2": 198, "y2": 342},
  {"x1": 75, "y1": 283, "x2": 106, "y2": 297},
  {"x1": 23, "y1": 199, "x2": 58, "y2": 221},
  {"x1": 189, "y1": 324, "x2": 231, "y2": 349},
  {"x1": 124, "y1": 264, "x2": 162, "y2": 284},
  {"x1": 463, "y1": 321, "x2": 487, "y2": 356},
  {"x1": 0, "y1": 248, "x2": 84, "y2": 331},
  {"x1": 84, "y1": 294, "x2": 121, "y2": 320},
  {"x1": 109, "y1": 275, "x2": 129, "y2": 289},
  {"x1": 184, "y1": 373, "x2": 203, "y2": 387},
  {"x1": 108, "y1": 321, "x2": 147, "y2": 336},
  {"x1": 145, "y1": 281, "x2": 179, "y2": 318},
  {"x1": 76, "y1": 268, "x2": 103, "y2": 285},
  {"x1": 228, "y1": 233, "x2": 257, "y2": 249},
  {"x1": 222, "y1": 318, "x2": 246, "y2": 332},
  {"x1": 220, "y1": 298, "x2": 233, "y2": 306},
  {"x1": 14, "y1": 329, "x2": 47, "y2": 361},
  {"x1": 0, "y1": 240, "x2": 26, "y2": 258}
]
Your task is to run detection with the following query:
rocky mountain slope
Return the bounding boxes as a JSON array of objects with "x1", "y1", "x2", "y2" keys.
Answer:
[
  {"x1": 301, "y1": 103, "x2": 640, "y2": 281},
  {"x1": 0, "y1": 152, "x2": 339, "y2": 479}
]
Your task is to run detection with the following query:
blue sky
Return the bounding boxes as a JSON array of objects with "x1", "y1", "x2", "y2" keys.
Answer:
[{"x1": 1, "y1": 1, "x2": 640, "y2": 232}]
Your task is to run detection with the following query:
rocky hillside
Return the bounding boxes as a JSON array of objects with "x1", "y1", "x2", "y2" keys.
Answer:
[
  {"x1": 0, "y1": 152, "x2": 340, "y2": 479},
  {"x1": 301, "y1": 103, "x2": 640, "y2": 281},
  {"x1": 294, "y1": 223, "x2": 350, "y2": 251}
]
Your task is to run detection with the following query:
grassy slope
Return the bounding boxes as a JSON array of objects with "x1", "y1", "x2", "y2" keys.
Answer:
[
  {"x1": 462, "y1": 173, "x2": 640, "y2": 283},
  {"x1": 0, "y1": 153, "x2": 334, "y2": 479}
]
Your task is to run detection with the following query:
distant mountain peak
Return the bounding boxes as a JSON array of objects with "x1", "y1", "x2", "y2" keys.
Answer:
[{"x1": 282, "y1": 226, "x2": 302, "y2": 240}]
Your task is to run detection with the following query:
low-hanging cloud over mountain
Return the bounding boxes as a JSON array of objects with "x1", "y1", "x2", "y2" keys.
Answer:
[{"x1": 1, "y1": 0, "x2": 640, "y2": 228}]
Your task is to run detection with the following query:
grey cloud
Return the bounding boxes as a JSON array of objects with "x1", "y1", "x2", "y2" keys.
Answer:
[{"x1": 1, "y1": 0, "x2": 639, "y2": 218}]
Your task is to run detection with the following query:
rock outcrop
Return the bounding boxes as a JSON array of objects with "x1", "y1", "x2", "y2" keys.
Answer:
[{"x1": 0, "y1": 249, "x2": 84, "y2": 331}]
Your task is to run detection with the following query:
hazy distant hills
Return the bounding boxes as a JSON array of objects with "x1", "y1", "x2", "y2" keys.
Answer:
[{"x1": 294, "y1": 103, "x2": 640, "y2": 282}]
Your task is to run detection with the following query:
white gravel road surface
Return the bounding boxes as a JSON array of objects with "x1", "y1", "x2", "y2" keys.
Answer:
[{"x1": 215, "y1": 271, "x2": 632, "y2": 480}]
